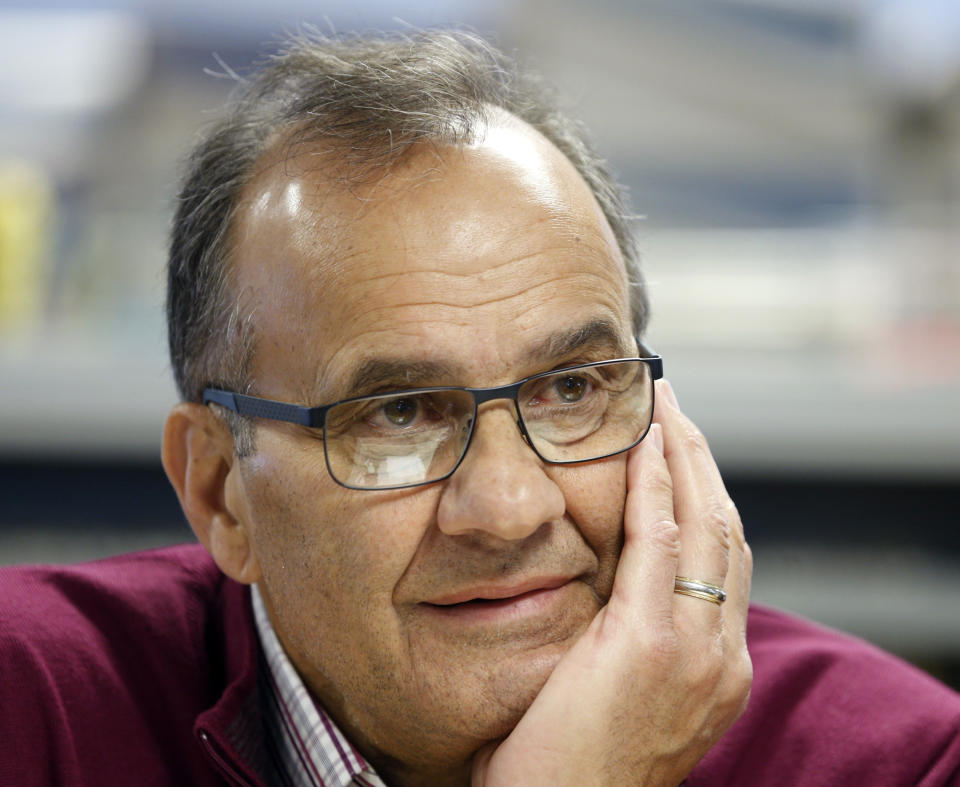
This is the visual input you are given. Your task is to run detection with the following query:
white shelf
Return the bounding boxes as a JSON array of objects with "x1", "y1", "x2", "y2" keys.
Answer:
[
  {"x1": 663, "y1": 345, "x2": 960, "y2": 478},
  {"x1": 1, "y1": 340, "x2": 177, "y2": 459}
]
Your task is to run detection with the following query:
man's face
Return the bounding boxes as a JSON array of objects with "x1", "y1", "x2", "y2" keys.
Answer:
[{"x1": 226, "y1": 116, "x2": 635, "y2": 775}]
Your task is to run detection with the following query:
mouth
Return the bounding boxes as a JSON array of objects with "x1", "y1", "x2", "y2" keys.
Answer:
[{"x1": 420, "y1": 576, "x2": 578, "y2": 624}]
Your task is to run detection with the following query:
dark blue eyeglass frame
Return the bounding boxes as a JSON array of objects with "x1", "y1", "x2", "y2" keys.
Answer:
[{"x1": 203, "y1": 348, "x2": 663, "y2": 490}]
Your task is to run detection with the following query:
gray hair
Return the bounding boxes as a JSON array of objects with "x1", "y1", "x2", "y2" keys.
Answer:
[{"x1": 167, "y1": 29, "x2": 646, "y2": 453}]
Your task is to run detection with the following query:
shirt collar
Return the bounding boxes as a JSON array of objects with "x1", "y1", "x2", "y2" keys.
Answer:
[{"x1": 251, "y1": 584, "x2": 385, "y2": 787}]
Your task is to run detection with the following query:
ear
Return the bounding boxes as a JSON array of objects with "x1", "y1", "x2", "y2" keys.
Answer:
[{"x1": 162, "y1": 402, "x2": 262, "y2": 585}]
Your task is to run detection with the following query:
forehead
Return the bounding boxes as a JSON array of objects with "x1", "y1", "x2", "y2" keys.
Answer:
[{"x1": 231, "y1": 116, "x2": 632, "y2": 399}]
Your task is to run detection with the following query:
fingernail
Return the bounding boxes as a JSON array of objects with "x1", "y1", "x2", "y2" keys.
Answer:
[
  {"x1": 650, "y1": 423, "x2": 664, "y2": 454},
  {"x1": 661, "y1": 380, "x2": 679, "y2": 408}
]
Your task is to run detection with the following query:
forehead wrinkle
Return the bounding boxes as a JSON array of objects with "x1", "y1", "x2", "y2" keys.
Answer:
[
  {"x1": 376, "y1": 222, "x2": 617, "y2": 282},
  {"x1": 324, "y1": 207, "x2": 622, "y2": 284},
  {"x1": 303, "y1": 239, "x2": 607, "y2": 308},
  {"x1": 363, "y1": 276, "x2": 619, "y2": 321}
]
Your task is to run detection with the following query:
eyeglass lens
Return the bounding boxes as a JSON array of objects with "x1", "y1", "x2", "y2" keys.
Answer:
[{"x1": 323, "y1": 359, "x2": 654, "y2": 489}]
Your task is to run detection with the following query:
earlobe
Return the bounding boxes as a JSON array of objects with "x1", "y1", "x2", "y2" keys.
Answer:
[{"x1": 161, "y1": 403, "x2": 262, "y2": 585}]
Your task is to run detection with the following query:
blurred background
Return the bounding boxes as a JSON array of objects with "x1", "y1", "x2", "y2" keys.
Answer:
[{"x1": 1, "y1": 0, "x2": 958, "y2": 687}]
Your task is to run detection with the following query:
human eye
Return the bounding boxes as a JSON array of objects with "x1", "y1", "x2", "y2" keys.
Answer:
[
  {"x1": 361, "y1": 392, "x2": 449, "y2": 432},
  {"x1": 530, "y1": 368, "x2": 605, "y2": 408},
  {"x1": 551, "y1": 373, "x2": 593, "y2": 403},
  {"x1": 322, "y1": 394, "x2": 421, "y2": 438},
  {"x1": 376, "y1": 395, "x2": 425, "y2": 428},
  {"x1": 518, "y1": 361, "x2": 645, "y2": 455}
]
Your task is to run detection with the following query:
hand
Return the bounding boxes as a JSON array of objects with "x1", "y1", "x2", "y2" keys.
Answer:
[{"x1": 472, "y1": 379, "x2": 753, "y2": 786}]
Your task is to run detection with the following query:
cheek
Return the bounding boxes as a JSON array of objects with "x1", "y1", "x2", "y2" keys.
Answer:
[
  {"x1": 242, "y1": 436, "x2": 437, "y2": 613},
  {"x1": 552, "y1": 456, "x2": 626, "y2": 580},
  {"x1": 238, "y1": 442, "x2": 354, "y2": 617}
]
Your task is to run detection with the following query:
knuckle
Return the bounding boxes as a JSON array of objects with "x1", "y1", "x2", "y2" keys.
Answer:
[
  {"x1": 679, "y1": 423, "x2": 709, "y2": 455},
  {"x1": 730, "y1": 648, "x2": 754, "y2": 691},
  {"x1": 726, "y1": 497, "x2": 741, "y2": 522},
  {"x1": 724, "y1": 653, "x2": 755, "y2": 718},
  {"x1": 646, "y1": 517, "x2": 681, "y2": 557},
  {"x1": 742, "y1": 541, "x2": 754, "y2": 573},
  {"x1": 702, "y1": 505, "x2": 731, "y2": 547},
  {"x1": 689, "y1": 650, "x2": 725, "y2": 689},
  {"x1": 726, "y1": 500, "x2": 747, "y2": 545}
]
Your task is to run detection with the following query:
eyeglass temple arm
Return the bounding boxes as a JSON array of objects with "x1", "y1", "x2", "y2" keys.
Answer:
[
  {"x1": 636, "y1": 339, "x2": 664, "y2": 380},
  {"x1": 203, "y1": 388, "x2": 319, "y2": 427},
  {"x1": 203, "y1": 388, "x2": 237, "y2": 411}
]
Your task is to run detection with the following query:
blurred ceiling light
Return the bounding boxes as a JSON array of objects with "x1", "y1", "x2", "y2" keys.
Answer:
[{"x1": 0, "y1": 10, "x2": 150, "y2": 114}]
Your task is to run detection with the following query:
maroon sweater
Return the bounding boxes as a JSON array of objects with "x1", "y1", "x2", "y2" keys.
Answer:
[{"x1": 1, "y1": 544, "x2": 958, "y2": 786}]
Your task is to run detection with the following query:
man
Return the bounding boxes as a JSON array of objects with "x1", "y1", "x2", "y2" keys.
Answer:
[{"x1": 2, "y1": 30, "x2": 959, "y2": 786}]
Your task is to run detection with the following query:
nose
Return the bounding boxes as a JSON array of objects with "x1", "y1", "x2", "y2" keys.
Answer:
[{"x1": 436, "y1": 403, "x2": 566, "y2": 540}]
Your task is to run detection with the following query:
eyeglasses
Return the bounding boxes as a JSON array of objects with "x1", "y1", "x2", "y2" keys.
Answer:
[{"x1": 203, "y1": 353, "x2": 663, "y2": 491}]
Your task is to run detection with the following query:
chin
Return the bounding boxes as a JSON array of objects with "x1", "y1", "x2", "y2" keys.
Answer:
[{"x1": 471, "y1": 641, "x2": 569, "y2": 738}]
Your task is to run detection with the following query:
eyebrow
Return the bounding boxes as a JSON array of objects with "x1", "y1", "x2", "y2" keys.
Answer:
[
  {"x1": 525, "y1": 320, "x2": 630, "y2": 365},
  {"x1": 339, "y1": 319, "x2": 631, "y2": 399},
  {"x1": 344, "y1": 358, "x2": 460, "y2": 399}
]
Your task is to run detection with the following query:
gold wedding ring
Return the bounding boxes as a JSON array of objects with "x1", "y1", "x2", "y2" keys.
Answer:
[{"x1": 674, "y1": 576, "x2": 727, "y2": 606}]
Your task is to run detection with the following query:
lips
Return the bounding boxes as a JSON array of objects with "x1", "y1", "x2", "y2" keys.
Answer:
[
  {"x1": 423, "y1": 575, "x2": 575, "y2": 607},
  {"x1": 415, "y1": 573, "x2": 592, "y2": 631}
]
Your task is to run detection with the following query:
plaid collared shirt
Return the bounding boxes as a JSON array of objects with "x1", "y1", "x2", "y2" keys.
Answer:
[{"x1": 252, "y1": 585, "x2": 387, "y2": 787}]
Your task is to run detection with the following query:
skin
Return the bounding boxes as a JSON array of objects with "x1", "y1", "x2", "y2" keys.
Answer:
[{"x1": 163, "y1": 113, "x2": 752, "y2": 786}]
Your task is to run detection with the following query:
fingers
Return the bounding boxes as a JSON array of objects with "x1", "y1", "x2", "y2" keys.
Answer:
[
  {"x1": 617, "y1": 378, "x2": 751, "y2": 646},
  {"x1": 613, "y1": 422, "x2": 680, "y2": 631},
  {"x1": 653, "y1": 380, "x2": 748, "y2": 634},
  {"x1": 650, "y1": 380, "x2": 753, "y2": 726},
  {"x1": 654, "y1": 381, "x2": 730, "y2": 587}
]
